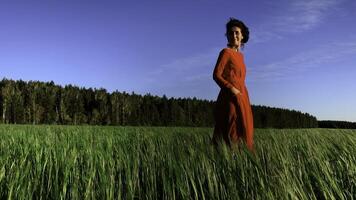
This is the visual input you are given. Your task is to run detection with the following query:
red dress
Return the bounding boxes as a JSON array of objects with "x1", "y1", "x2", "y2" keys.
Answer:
[{"x1": 211, "y1": 48, "x2": 254, "y2": 152}]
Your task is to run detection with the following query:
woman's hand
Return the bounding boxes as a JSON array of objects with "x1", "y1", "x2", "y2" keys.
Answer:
[{"x1": 231, "y1": 87, "x2": 242, "y2": 96}]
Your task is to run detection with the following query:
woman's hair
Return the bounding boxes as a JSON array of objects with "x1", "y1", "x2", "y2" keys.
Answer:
[{"x1": 225, "y1": 17, "x2": 249, "y2": 44}]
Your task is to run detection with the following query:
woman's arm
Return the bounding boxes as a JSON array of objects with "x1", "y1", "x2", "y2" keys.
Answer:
[
  {"x1": 213, "y1": 49, "x2": 233, "y2": 89},
  {"x1": 213, "y1": 49, "x2": 241, "y2": 95}
]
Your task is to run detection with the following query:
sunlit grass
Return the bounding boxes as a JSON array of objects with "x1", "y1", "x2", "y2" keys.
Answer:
[{"x1": 0, "y1": 125, "x2": 355, "y2": 199}]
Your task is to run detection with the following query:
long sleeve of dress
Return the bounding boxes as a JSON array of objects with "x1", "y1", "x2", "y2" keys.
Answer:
[{"x1": 213, "y1": 49, "x2": 233, "y2": 90}]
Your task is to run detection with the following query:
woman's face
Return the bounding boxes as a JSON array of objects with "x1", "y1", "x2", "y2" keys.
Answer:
[{"x1": 227, "y1": 26, "x2": 243, "y2": 49}]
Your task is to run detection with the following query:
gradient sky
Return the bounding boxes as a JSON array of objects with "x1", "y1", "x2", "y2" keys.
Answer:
[{"x1": 1, "y1": 0, "x2": 356, "y2": 122}]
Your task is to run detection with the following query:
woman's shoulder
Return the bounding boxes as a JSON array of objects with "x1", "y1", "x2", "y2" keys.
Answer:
[
  {"x1": 221, "y1": 47, "x2": 231, "y2": 52},
  {"x1": 219, "y1": 48, "x2": 233, "y2": 55}
]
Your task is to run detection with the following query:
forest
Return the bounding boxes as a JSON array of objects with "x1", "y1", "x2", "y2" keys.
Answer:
[
  {"x1": 0, "y1": 78, "x2": 321, "y2": 128},
  {"x1": 318, "y1": 120, "x2": 356, "y2": 129}
]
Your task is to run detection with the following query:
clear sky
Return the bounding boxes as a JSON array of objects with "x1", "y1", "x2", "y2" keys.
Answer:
[{"x1": 1, "y1": 0, "x2": 355, "y2": 122}]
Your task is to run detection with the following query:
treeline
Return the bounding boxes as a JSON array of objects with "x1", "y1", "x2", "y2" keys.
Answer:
[
  {"x1": 0, "y1": 78, "x2": 318, "y2": 128},
  {"x1": 0, "y1": 79, "x2": 213, "y2": 126},
  {"x1": 253, "y1": 105, "x2": 318, "y2": 128},
  {"x1": 318, "y1": 120, "x2": 356, "y2": 129}
]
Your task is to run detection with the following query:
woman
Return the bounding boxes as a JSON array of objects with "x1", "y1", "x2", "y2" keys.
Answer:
[{"x1": 211, "y1": 18, "x2": 254, "y2": 153}]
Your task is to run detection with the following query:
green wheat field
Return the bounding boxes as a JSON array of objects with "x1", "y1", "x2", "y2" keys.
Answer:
[{"x1": 0, "y1": 125, "x2": 355, "y2": 199}]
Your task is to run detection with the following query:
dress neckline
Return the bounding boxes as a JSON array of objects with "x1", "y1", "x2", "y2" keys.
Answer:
[{"x1": 225, "y1": 47, "x2": 242, "y2": 55}]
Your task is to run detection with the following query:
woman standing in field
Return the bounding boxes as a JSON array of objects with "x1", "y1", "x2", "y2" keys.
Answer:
[{"x1": 211, "y1": 18, "x2": 254, "y2": 153}]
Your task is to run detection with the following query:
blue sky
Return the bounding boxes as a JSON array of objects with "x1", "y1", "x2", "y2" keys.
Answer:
[{"x1": 1, "y1": 0, "x2": 355, "y2": 122}]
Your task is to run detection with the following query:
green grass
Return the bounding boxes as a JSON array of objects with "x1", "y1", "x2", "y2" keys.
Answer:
[{"x1": 0, "y1": 125, "x2": 355, "y2": 199}]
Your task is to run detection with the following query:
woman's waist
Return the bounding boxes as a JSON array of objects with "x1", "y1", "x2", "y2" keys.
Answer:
[
  {"x1": 222, "y1": 76, "x2": 245, "y2": 85},
  {"x1": 220, "y1": 84, "x2": 246, "y2": 94},
  {"x1": 230, "y1": 81, "x2": 246, "y2": 89}
]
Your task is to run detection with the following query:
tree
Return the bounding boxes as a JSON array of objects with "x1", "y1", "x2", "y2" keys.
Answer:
[{"x1": 0, "y1": 78, "x2": 319, "y2": 128}]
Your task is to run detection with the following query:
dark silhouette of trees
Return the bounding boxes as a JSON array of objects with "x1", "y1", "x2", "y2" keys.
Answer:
[
  {"x1": 318, "y1": 120, "x2": 356, "y2": 129},
  {"x1": 0, "y1": 78, "x2": 329, "y2": 128},
  {"x1": 252, "y1": 105, "x2": 319, "y2": 128}
]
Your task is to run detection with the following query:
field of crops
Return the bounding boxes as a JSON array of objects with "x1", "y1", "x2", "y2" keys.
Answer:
[{"x1": 0, "y1": 125, "x2": 355, "y2": 199}]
